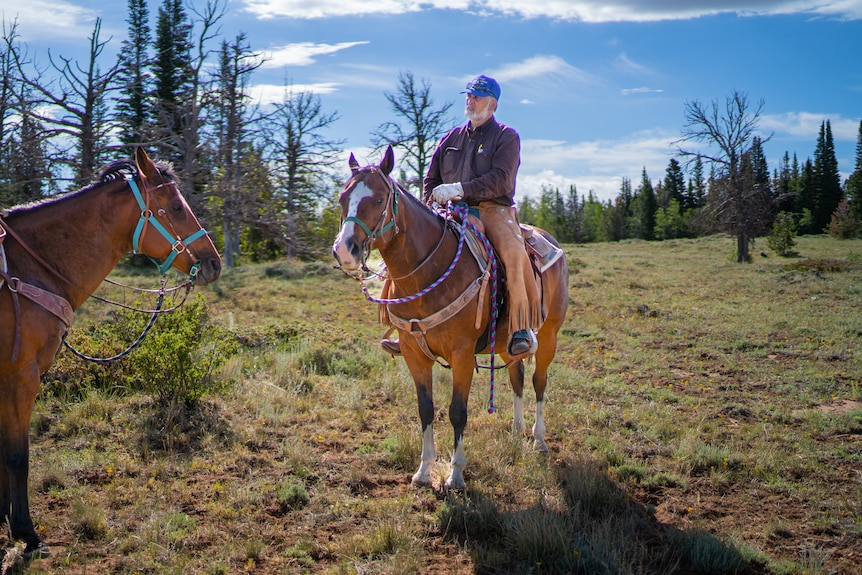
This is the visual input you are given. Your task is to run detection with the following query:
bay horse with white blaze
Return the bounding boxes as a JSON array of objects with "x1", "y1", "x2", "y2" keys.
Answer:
[
  {"x1": 0, "y1": 147, "x2": 221, "y2": 558},
  {"x1": 332, "y1": 145, "x2": 568, "y2": 489}
]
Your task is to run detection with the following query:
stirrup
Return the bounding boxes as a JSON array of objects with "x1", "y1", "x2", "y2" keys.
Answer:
[{"x1": 381, "y1": 339, "x2": 401, "y2": 356}]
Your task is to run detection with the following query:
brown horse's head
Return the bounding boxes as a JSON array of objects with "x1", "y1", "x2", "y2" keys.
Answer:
[
  {"x1": 131, "y1": 147, "x2": 221, "y2": 285},
  {"x1": 332, "y1": 145, "x2": 397, "y2": 271}
]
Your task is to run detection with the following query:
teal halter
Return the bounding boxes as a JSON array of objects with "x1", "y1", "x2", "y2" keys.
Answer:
[
  {"x1": 127, "y1": 176, "x2": 208, "y2": 278},
  {"x1": 343, "y1": 171, "x2": 399, "y2": 241}
]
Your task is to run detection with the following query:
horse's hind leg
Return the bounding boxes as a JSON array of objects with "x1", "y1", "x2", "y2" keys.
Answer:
[
  {"x1": 508, "y1": 360, "x2": 526, "y2": 435},
  {"x1": 531, "y1": 328, "x2": 561, "y2": 453}
]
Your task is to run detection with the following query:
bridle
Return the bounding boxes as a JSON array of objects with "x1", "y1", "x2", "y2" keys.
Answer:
[
  {"x1": 128, "y1": 175, "x2": 209, "y2": 279},
  {"x1": 340, "y1": 168, "x2": 400, "y2": 272}
]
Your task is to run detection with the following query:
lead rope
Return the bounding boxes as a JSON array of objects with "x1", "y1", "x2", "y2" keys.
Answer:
[{"x1": 62, "y1": 276, "x2": 193, "y2": 363}]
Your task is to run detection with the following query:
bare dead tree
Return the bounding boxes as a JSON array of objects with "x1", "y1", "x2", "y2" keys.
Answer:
[
  {"x1": 371, "y1": 71, "x2": 453, "y2": 195},
  {"x1": 262, "y1": 88, "x2": 344, "y2": 257},
  {"x1": 210, "y1": 32, "x2": 263, "y2": 268},
  {"x1": 12, "y1": 18, "x2": 120, "y2": 189},
  {"x1": 150, "y1": 0, "x2": 226, "y2": 214},
  {"x1": 675, "y1": 91, "x2": 772, "y2": 262}
]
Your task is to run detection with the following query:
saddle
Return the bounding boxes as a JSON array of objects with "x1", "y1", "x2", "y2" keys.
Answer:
[{"x1": 378, "y1": 216, "x2": 564, "y2": 362}]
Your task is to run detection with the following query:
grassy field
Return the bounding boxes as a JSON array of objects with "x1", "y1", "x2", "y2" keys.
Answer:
[{"x1": 4, "y1": 234, "x2": 861, "y2": 574}]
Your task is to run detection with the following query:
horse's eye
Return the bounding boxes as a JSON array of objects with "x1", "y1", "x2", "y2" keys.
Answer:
[
  {"x1": 375, "y1": 197, "x2": 384, "y2": 205},
  {"x1": 171, "y1": 202, "x2": 183, "y2": 213}
]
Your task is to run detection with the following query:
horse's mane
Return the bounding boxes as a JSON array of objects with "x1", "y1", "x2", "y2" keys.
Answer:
[
  {"x1": 377, "y1": 170, "x2": 445, "y2": 222},
  {"x1": 5, "y1": 157, "x2": 177, "y2": 217}
]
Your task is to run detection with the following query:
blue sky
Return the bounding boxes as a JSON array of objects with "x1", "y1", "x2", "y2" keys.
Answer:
[{"x1": 2, "y1": 0, "x2": 860, "y2": 202}]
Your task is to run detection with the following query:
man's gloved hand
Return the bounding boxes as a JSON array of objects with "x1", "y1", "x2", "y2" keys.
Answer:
[{"x1": 432, "y1": 182, "x2": 463, "y2": 204}]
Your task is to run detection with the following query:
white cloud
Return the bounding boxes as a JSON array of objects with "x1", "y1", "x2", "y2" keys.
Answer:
[
  {"x1": 261, "y1": 41, "x2": 369, "y2": 68},
  {"x1": 761, "y1": 112, "x2": 860, "y2": 141},
  {"x1": 249, "y1": 82, "x2": 342, "y2": 105},
  {"x1": 614, "y1": 52, "x2": 653, "y2": 75},
  {"x1": 0, "y1": 0, "x2": 97, "y2": 40},
  {"x1": 621, "y1": 87, "x2": 664, "y2": 96},
  {"x1": 472, "y1": 55, "x2": 597, "y2": 98},
  {"x1": 240, "y1": 1, "x2": 862, "y2": 22},
  {"x1": 518, "y1": 131, "x2": 678, "y2": 202}
]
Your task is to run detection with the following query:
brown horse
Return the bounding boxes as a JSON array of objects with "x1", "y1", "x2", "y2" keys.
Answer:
[
  {"x1": 332, "y1": 145, "x2": 568, "y2": 489},
  {"x1": 0, "y1": 147, "x2": 221, "y2": 558}
]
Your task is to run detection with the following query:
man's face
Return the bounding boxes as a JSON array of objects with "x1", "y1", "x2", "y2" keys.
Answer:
[{"x1": 465, "y1": 93, "x2": 496, "y2": 125}]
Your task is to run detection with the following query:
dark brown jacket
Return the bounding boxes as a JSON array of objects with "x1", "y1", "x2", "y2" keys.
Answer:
[{"x1": 423, "y1": 116, "x2": 520, "y2": 206}]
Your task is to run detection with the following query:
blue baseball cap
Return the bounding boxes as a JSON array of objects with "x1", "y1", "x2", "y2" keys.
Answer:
[{"x1": 462, "y1": 75, "x2": 501, "y2": 100}]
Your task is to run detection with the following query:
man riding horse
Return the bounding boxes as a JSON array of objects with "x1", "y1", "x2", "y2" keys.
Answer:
[{"x1": 382, "y1": 74, "x2": 540, "y2": 359}]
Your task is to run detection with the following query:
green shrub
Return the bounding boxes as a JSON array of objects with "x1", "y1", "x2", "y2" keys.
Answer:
[
  {"x1": 47, "y1": 295, "x2": 237, "y2": 406},
  {"x1": 767, "y1": 212, "x2": 798, "y2": 256},
  {"x1": 276, "y1": 478, "x2": 310, "y2": 512},
  {"x1": 125, "y1": 296, "x2": 237, "y2": 406}
]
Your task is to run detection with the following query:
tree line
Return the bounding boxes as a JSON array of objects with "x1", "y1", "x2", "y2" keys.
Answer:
[
  {"x1": 1, "y1": 1, "x2": 860, "y2": 267},
  {"x1": 519, "y1": 99, "x2": 862, "y2": 261}
]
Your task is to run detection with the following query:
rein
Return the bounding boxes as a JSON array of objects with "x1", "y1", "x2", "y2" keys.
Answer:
[{"x1": 62, "y1": 276, "x2": 194, "y2": 363}]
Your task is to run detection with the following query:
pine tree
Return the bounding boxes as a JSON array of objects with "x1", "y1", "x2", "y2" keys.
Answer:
[
  {"x1": 845, "y1": 120, "x2": 862, "y2": 220},
  {"x1": 564, "y1": 184, "x2": 582, "y2": 243},
  {"x1": 151, "y1": 0, "x2": 192, "y2": 164},
  {"x1": 663, "y1": 158, "x2": 687, "y2": 210},
  {"x1": 635, "y1": 167, "x2": 657, "y2": 240},
  {"x1": 812, "y1": 120, "x2": 843, "y2": 232},
  {"x1": 798, "y1": 159, "x2": 817, "y2": 234},
  {"x1": 115, "y1": 0, "x2": 152, "y2": 150},
  {"x1": 687, "y1": 156, "x2": 706, "y2": 209}
]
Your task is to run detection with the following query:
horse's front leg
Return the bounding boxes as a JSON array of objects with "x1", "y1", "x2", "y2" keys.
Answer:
[
  {"x1": 445, "y1": 358, "x2": 475, "y2": 489},
  {"x1": 0, "y1": 367, "x2": 48, "y2": 558},
  {"x1": 531, "y1": 324, "x2": 562, "y2": 453},
  {"x1": 403, "y1": 348, "x2": 436, "y2": 487}
]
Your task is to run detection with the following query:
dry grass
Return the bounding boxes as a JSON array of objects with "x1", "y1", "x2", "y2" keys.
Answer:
[{"x1": 6, "y1": 234, "x2": 861, "y2": 574}]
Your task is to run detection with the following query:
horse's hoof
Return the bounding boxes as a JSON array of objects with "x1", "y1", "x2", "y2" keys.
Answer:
[
  {"x1": 534, "y1": 439, "x2": 549, "y2": 453},
  {"x1": 444, "y1": 476, "x2": 466, "y2": 491},
  {"x1": 411, "y1": 475, "x2": 433, "y2": 489},
  {"x1": 24, "y1": 541, "x2": 51, "y2": 561}
]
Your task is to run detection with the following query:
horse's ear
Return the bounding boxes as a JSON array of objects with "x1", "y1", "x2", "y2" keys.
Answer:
[
  {"x1": 135, "y1": 147, "x2": 158, "y2": 180},
  {"x1": 380, "y1": 145, "x2": 395, "y2": 176},
  {"x1": 348, "y1": 152, "x2": 360, "y2": 175}
]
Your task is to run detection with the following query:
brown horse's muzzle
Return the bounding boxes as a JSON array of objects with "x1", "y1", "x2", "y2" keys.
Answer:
[{"x1": 193, "y1": 253, "x2": 222, "y2": 285}]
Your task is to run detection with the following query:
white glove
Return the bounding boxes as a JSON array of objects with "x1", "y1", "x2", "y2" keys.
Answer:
[{"x1": 432, "y1": 182, "x2": 463, "y2": 204}]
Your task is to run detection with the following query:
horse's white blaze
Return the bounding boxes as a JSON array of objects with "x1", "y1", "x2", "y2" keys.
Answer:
[
  {"x1": 513, "y1": 395, "x2": 525, "y2": 433},
  {"x1": 533, "y1": 399, "x2": 548, "y2": 452},
  {"x1": 446, "y1": 438, "x2": 467, "y2": 489},
  {"x1": 332, "y1": 182, "x2": 375, "y2": 269},
  {"x1": 411, "y1": 424, "x2": 436, "y2": 486}
]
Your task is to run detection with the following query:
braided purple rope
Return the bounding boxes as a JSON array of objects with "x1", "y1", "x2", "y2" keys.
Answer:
[
  {"x1": 360, "y1": 202, "x2": 468, "y2": 305},
  {"x1": 460, "y1": 212, "x2": 499, "y2": 413}
]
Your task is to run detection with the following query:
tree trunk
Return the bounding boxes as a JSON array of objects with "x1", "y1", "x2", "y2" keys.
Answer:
[{"x1": 737, "y1": 233, "x2": 750, "y2": 263}]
